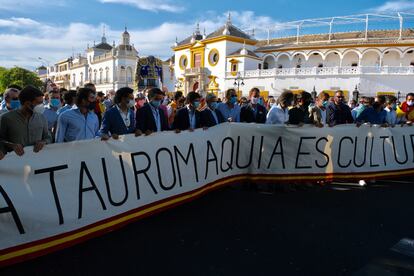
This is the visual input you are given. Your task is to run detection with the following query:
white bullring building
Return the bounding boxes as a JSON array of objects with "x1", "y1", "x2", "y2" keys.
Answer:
[{"x1": 172, "y1": 13, "x2": 414, "y2": 100}]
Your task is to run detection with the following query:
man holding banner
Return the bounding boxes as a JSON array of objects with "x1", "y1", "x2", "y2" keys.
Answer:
[
  {"x1": 0, "y1": 85, "x2": 51, "y2": 160},
  {"x1": 55, "y1": 88, "x2": 100, "y2": 143}
]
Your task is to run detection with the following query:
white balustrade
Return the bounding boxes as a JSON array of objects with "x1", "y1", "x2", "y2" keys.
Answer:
[{"x1": 226, "y1": 66, "x2": 414, "y2": 79}]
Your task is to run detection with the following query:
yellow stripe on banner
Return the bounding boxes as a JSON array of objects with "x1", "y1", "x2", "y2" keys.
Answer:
[{"x1": 2, "y1": 171, "x2": 414, "y2": 263}]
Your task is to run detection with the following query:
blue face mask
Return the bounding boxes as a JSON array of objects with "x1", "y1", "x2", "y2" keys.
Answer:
[
  {"x1": 391, "y1": 103, "x2": 397, "y2": 110},
  {"x1": 151, "y1": 100, "x2": 161, "y2": 108},
  {"x1": 210, "y1": 102, "x2": 218, "y2": 110},
  {"x1": 50, "y1": 99, "x2": 61, "y2": 108},
  {"x1": 322, "y1": 101, "x2": 328, "y2": 107},
  {"x1": 229, "y1": 96, "x2": 237, "y2": 104},
  {"x1": 10, "y1": 99, "x2": 21, "y2": 110},
  {"x1": 193, "y1": 101, "x2": 200, "y2": 109},
  {"x1": 258, "y1": 98, "x2": 264, "y2": 106}
]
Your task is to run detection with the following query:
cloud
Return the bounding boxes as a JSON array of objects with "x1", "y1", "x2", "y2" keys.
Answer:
[
  {"x1": 0, "y1": 17, "x2": 41, "y2": 28},
  {"x1": 368, "y1": 1, "x2": 414, "y2": 13},
  {"x1": 0, "y1": 0, "x2": 66, "y2": 11},
  {"x1": 0, "y1": 10, "x2": 279, "y2": 69},
  {"x1": 98, "y1": 0, "x2": 185, "y2": 13}
]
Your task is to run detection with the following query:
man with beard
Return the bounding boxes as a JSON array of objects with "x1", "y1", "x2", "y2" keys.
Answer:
[{"x1": 55, "y1": 88, "x2": 100, "y2": 143}]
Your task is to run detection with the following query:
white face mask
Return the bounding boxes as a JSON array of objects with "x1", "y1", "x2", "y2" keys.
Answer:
[
  {"x1": 33, "y1": 104, "x2": 45, "y2": 114},
  {"x1": 250, "y1": 97, "x2": 259, "y2": 105},
  {"x1": 407, "y1": 100, "x2": 414, "y2": 107},
  {"x1": 128, "y1": 99, "x2": 135, "y2": 108}
]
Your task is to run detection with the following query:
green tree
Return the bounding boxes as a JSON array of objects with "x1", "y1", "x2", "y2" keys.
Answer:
[{"x1": 0, "y1": 67, "x2": 43, "y2": 95}]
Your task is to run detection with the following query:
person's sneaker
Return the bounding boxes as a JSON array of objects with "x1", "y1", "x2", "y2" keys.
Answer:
[{"x1": 358, "y1": 180, "x2": 367, "y2": 186}]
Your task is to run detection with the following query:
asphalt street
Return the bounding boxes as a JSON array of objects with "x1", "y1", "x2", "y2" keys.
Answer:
[{"x1": 2, "y1": 180, "x2": 414, "y2": 276}]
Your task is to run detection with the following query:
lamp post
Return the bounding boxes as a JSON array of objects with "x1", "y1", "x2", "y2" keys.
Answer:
[
  {"x1": 397, "y1": 91, "x2": 401, "y2": 104},
  {"x1": 233, "y1": 72, "x2": 244, "y2": 94},
  {"x1": 311, "y1": 86, "x2": 317, "y2": 100},
  {"x1": 352, "y1": 85, "x2": 359, "y2": 102}
]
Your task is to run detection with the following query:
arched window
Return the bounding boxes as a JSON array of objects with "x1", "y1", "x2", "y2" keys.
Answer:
[
  {"x1": 127, "y1": 67, "x2": 133, "y2": 83},
  {"x1": 99, "y1": 68, "x2": 103, "y2": 84},
  {"x1": 93, "y1": 70, "x2": 97, "y2": 83},
  {"x1": 80, "y1": 72, "x2": 84, "y2": 85},
  {"x1": 105, "y1": 67, "x2": 110, "y2": 83}
]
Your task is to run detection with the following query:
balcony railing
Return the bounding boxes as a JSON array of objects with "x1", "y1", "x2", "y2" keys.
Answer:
[
  {"x1": 185, "y1": 67, "x2": 207, "y2": 75},
  {"x1": 226, "y1": 66, "x2": 414, "y2": 78}
]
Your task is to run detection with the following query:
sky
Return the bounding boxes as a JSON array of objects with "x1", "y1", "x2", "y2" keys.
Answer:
[{"x1": 0, "y1": 0, "x2": 414, "y2": 69}]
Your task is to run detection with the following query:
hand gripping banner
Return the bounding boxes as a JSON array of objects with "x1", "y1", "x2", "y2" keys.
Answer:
[{"x1": 1, "y1": 123, "x2": 414, "y2": 266}]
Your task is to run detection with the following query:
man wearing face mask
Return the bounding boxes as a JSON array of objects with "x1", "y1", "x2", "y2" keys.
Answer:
[
  {"x1": 217, "y1": 89, "x2": 241, "y2": 122},
  {"x1": 100, "y1": 87, "x2": 136, "y2": 140},
  {"x1": 400, "y1": 93, "x2": 414, "y2": 123},
  {"x1": 200, "y1": 93, "x2": 225, "y2": 128},
  {"x1": 0, "y1": 85, "x2": 51, "y2": 160},
  {"x1": 384, "y1": 95, "x2": 398, "y2": 126},
  {"x1": 42, "y1": 90, "x2": 61, "y2": 136},
  {"x1": 135, "y1": 87, "x2": 168, "y2": 136},
  {"x1": 309, "y1": 92, "x2": 330, "y2": 127},
  {"x1": 134, "y1": 92, "x2": 146, "y2": 110},
  {"x1": 0, "y1": 88, "x2": 21, "y2": 116},
  {"x1": 173, "y1": 91, "x2": 202, "y2": 131},
  {"x1": 240, "y1": 87, "x2": 267, "y2": 123},
  {"x1": 266, "y1": 90, "x2": 294, "y2": 125},
  {"x1": 55, "y1": 88, "x2": 100, "y2": 143}
]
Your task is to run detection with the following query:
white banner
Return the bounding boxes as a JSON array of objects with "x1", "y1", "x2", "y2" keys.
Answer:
[{"x1": 1, "y1": 123, "x2": 414, "y2": 265}]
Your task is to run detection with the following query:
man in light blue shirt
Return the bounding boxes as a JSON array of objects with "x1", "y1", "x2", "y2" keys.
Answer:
[
  {"x1": 57, "y1": 90, "x2": 77, "y2": 116},
  {"x1": 55, "y1": 88, "x2": 100, "y2": 143},
  {"x1": 217, "y1": 88, "x2": 241, "y2": 122},
  {"x1": 43, "y1": 90, "x2": 61, "y2": 133}
]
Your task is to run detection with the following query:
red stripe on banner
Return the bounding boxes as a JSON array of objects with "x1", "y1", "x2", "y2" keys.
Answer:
[{"x1": 2, "y1": 169, "x2": 414, "y2": 267}]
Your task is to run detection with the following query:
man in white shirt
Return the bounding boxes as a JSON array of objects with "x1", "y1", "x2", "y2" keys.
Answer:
[{"x1": 266, "y1": 90, "x2": 294, "y2": 124}]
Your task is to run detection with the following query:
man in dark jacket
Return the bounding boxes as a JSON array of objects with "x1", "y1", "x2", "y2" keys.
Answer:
[
  {"x1": 135, "y1": 87, "x2": 168, "y2": 136},
  {"x1": 240, "y1": 87, "x2": 267, "y2": 123},
  {"x1": 173, "y1": 91, "x2": 201, "y2": 131},
  {"x1": 200, "y1": 93, "x2": 225, "y2": 127},
  {"x1": 327, "y1": 90, "x2": 354, "y2": 126},
  {"x1": 100, "y1": 87, "x2": 136, "y2": 140}
]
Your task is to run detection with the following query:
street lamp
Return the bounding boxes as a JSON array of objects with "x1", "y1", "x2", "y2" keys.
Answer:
[
  {"x1": 397, "y1": 91, "x2": 401, "y2": 104},
  {"x1": 233, "y1": 72, "x2": 244, "y2": 93},
  {"x1": 352, "y1": 85, "x2": 359, "y2": 102},
  {"x1": 311, "y1": 86, "x2": 317, "y2": 100}
]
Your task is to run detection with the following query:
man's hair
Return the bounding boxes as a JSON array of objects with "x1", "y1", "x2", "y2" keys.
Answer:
[
  {"x1": 300, "y1": 91, "x2": 312, "y2": 103},
  {"x1": 406, "y1": 93, "x2": 414, "y2": 100},
  {"x1": 114, "y1": 87, "x2": 134, "y2": 104},
  {"x1": 225, "y1": 88, "x2": 236, "y2": 98},
  {"x1": 205, "y1": 93, "x2": 217, "y2": 102},
  {"x1": 186, "y1": 91, "x2": 201, "y2": 103},
  {"x1": 18, "y1": 85, "x2": 43, "y2": 104},
  {"x1": 277, "y1": 90, "x2": 294, "y2": 105},
  {"x1": 317, "y1": 92, "x2": 329, "y2": 100},
  {"x1": 84, "y1": 83, "x2": 96, "y2": 91},
  {"x1": 97, "y1": 91, "x2": 105, "y2": 98},
  {"x1": 385, "y1": 95, "x2": 397, "y2": 105},
  {"x1": 59, "y1": 88, "x2": 67, "y2": 94},
  {"x1": 76, "y1": 87, "x2": 95, "y2": 106},
  {"x1": 7, "y1": 84, "x2": 22, "y2": 91},
  {"x1": 335, "y1": 90, "x2": 344, "y2": 96},
  {"x1": 147, "y1": 87, "x2": 164, "y2": 99},
  {"x1": 63, "y1": 90, "x2": 77, "y2": 105},
  {"x1": 249, "y1": 87, "x2": 260, "y2": 97},
  {"x1": 3, "y1": 88, "x2": 19, "y2": 101},
  {"x1": 376, "y1": 95, "x2": 386, "y2": 105},
  {"x1": 174, "y1": 91, "x2": 183, "y2": 101}
]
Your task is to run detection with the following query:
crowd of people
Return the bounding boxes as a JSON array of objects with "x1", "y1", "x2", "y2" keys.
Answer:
[{"x1": 0, "y1": 83, "x2": 412, "y2": 160}]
